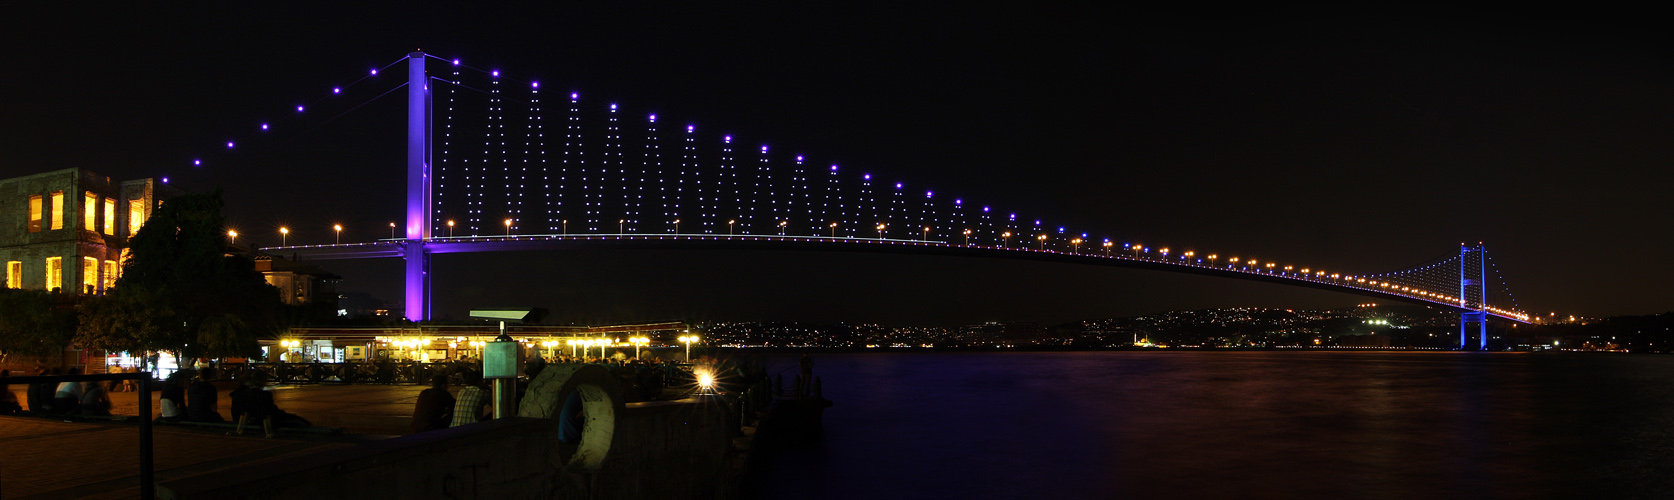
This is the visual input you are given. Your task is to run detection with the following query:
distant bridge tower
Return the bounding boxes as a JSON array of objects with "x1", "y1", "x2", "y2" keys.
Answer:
[
  {"x1": 403, "y1": 51, "x2": 432, "y2": 322},
  {"x1": 1459, "y1": 243, "x2": 1488, "y2": 350}
]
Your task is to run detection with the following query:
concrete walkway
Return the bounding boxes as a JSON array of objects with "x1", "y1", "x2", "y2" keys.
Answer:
[{"x1": 0, "y1": 384, "x2": 458, "y2": 499}]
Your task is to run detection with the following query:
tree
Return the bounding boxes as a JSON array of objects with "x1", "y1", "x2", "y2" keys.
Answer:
[
  {"x1": 0, "y1": 288, "x2": 76, "y2": 365},
  {"x1": 75, "y1": 190, "x2": 279, "y2": 360}
]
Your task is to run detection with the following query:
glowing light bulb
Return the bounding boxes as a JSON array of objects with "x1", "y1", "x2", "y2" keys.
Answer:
[
  {"x1": 491, "y1": 70, "x2": 500, "y2": 77},
  {"x1": 260, "y1": 123, "x2": 269, "y2": 131},
  {"x1": 370, "y1": 68, "x2": 378, "y2": 75},
  {"x1": 296, "y1": 105, "x2": 304, "y2": 112},
  {"x1": 192, "y1": 159, "x2": 201, "y2": 166},
  {"x1": 226, "y1": 141, "x2": 234, "y2": 149},
  {"x1": 332, "y1": 87, "x2": 341, "y2": 94}
]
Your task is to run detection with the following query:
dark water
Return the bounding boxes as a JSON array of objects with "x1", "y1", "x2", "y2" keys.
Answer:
[{"x1": 751, "y1": 351, "x2": 1674, "y2": 500}]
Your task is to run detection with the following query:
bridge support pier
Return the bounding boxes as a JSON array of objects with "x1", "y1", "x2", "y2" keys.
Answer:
[
  {"x1": 404, "y1": 50, "x2": 432, "y2": 322},
  {"x1": 403, "y1": 241, "x2": 429, "y2": 322},
  {"x1": 1460, "y1": 311, "x2": 1487, "y2": 350}
]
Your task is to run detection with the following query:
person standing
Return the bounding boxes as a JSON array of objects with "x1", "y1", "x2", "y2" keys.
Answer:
[
  {"x1": 451, "y1": 371, "x2": 488, "y2": 427},
  {"x1": 410, "y1": 374, "x2": 454, "y2": 434}
]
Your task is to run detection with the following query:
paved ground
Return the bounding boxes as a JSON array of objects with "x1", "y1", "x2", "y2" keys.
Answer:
[{"x1": 0, "y1": 383, "x2": 449, "y2": 499}]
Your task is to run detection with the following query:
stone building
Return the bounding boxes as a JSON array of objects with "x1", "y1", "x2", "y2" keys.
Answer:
[
  {"x1": 0, "y1": 168, "x2": 178, "y2": 294},
  {"x1": 253, "y1": 255, "x2": 341, "y2": 305}
]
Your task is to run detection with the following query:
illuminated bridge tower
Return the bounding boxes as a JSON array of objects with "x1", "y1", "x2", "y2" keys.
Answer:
[
  {"x1": 404, "y1": 51, "x2": 432, "y2": 321},
  {"x1": 1459, "y1": 243, "x2": 1488, "y2": 350}
]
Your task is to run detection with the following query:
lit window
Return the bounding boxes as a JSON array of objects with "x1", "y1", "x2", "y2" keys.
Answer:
[
  {"x1": 28, "y1": 195, "x2": 42, "y2": 232},
  {"x1": 6, "y1": 261, "x2": 20, "y2": 289},
  {"x1": 50, "y1": 191, "x2": 63, "y2": 230},
  {"x1": 128, "y1": 199, "x2": 146, "y2": 237},
  {"x1": 103, "y1": 198, "x2": 116, "y2": 235},
  {"x1": 45, "y1": 256, "x2": 62, "y2": 291},
  {"x1": 103, "y1": 260, "x2": 118, "y2": 291},
  {"x1": 84, "y1": 192, "x2": 97, "y2": 231},
  {"x1": 83, "y1": 257, "x2": 98, "y2": 294}
]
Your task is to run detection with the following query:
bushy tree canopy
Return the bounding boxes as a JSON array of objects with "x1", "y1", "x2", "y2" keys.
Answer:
[
  {"x1": 0, "y1": 289, "x2": 75, "y2": 364},
  {"x1": 75, "y1": 190, "x2": 279, "y2": 359}
]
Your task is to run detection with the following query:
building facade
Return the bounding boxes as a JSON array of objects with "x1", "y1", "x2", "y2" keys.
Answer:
[{"x1": 0, "y1": 168, "x2": 177, "y2": 294}]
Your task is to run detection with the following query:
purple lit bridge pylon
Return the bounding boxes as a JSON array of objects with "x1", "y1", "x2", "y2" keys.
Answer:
[{"x1": 255, "y1": 52, "x2": 1528, "y2": 347}]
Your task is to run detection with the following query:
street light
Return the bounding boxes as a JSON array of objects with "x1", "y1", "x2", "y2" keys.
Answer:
[
  {"x1": 922, "y1": 226, "x2": 931, "y2": 242},
  {"x1": 678, "y1": 334, "x2": 699, "y2": 360},
  {"x1": 619, "y1": 219, "x2": 626, "y2": 234},
  {"x1": 963, "y1": 229, "x2": 971, "y2": 245},
  {"x1": 778, "y1": 220, "x2": 787, "y2": 235},
  {"x1": 334, "y1": 224, "x2": 342, "y2": 244},
  {"x1": 672, "y1": 219, "x2": 680, "y2": 234},
  {"x1": 228, "y1": 230, "x2": 238, "y2": 245},
  {"x1": 728, "y1": 219, "x2": 736, "y2": 235},
  {"x1": 504, "y1": 218, "x2": 513, "y2": 236},
  {"x1": 1071, "y1": 238, "x2": 1082, "y2": 254},
  {"x1": 877, "y1": 223, "x2": 886, "y2": 239},
  {"x1": 447, "y1": 219, "x2": 455, "y2": 237},
  {"x1": 562, "y1": 219, "x2": 568, "y2": 235},
  {"x1": 389, "y1": 222, "x2": 396, "y2": 239},
  {"x1": 1037, "y1": 234, "x2": 1047, "y2": 251},
  {"x1": 630, "y1": 337, "x2": 649, "y2": 358},
  {"x1": 1103, "y1": 240, "x2": 1112, "y2": 256},
  {"x1": 829, "y1": 222, "x2": 838, "y2": 237},
  {"x1": 1001, "y1": 231, "x2": 1011, "y2": 248},
  {"x1": 279, "y1": 227, "x2": 288, "y2": 246}
]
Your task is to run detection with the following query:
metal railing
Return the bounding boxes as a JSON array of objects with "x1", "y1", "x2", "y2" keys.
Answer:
[{"x1": 4, "y1": 372, "x2": 156, "y2": 500}]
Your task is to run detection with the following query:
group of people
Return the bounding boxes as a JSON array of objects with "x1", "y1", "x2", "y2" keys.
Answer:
[
  {"x1": 0, "y1": 367, "x2": 113, "y2": 417},
  {"x1": 156, "y1": 367, "x2": 230, "y2": 423},
  {"x1": 408, "y1": 370, "x2": 490, "y2": 434}
]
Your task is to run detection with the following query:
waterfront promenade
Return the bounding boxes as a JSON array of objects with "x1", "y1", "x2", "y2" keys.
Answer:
[{"x1": 0, "y1": 384, "x2": 431, "y2": 498}]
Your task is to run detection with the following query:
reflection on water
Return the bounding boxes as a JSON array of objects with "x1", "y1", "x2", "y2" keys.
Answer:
[{"x1": 750, "y1": 351, "x2": 1674, "y2": 499}]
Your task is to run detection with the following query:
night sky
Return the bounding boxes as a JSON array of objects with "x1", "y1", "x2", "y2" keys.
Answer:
[{"x1": 4, "y1": 3, "x2": 1670, "y2": 325}]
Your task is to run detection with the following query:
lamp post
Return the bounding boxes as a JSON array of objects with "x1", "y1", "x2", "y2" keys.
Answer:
[
  {"x1": 631, "y1": 337, "x2": 649, "y2": 359},
  {"x1": 228, "y1": 230, "x2": 238, "y2": 245},
  {"x1": 389, "y1": 222, "x2": 396, "y2": 239},
  {"x1": 279, "y1": 227, "x2": 288, "y2": 246},
  {"x1": 727, "y1": 219, "x2": 736, "y2": 235},
  {"x1": 562, "y1": 219, "x2": 568, "y2": 235},
  {"x1": 922, "y1": 226, "x2": 930, "y2": 242},
  {"x1": 619, "y1": 219, "x2": 626, "y2": 234},
  {"x1": 1037, "y1": 234, "x2": 1047, "y2": 251},
  {"x1": 1103, "y1": 240, "x2": 1112, "y2": 256},
  {"x1": 876, "y1": 223, "x2": 886, "y2": 239},
  {"x1": 1071, "y1": 238, "x2": 1082, "y2": 254},
  {"x1": 334, "y1": 224, "x2": 342, "y2": 244},
  {"x1": 778, "y1": 220, "x2": 787, "y2": 235},
  {"x1": 678, "y1": 334, "x2": 698, "y2": 361},
  {"x1": 672, "y1": 219, "x2": 680, "y2": 234},
  {"x1": 829, "y1": 222, "x2": 838, "y2": 237},
  {"x1": 963, "y1": 229, "x2": 971, "y2": 245},
  {"x1": 447, "y1": 220, "x2": 454, "y2": 237}
]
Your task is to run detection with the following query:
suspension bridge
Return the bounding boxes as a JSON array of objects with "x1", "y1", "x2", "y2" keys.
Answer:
[{"x1": 204, "y1": 52, "x2": 1528, "y2": 349}]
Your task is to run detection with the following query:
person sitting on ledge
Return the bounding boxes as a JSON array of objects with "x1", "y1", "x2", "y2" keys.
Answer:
[
  {"x1": 229, "y1": 371, "x2": 310, "y2": 438},
  {"x1": 157, "y1": 372, "x2": 189, "y2": 423},
  {"x1": 187, "y1": 367, "x2": 225, "y2": 422},
  {"x1": 229, "y1": 371, "x2": 278, "y2": 438},
  {"x1": 409, "y1": 374, "x2": 454, "y2": 434},
  {"x1": 451, "y1": 371, "x2": 488, "y2": 427},
  {"x1": 79, "y1": 379, "x2": 111, "y2": 416}
]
